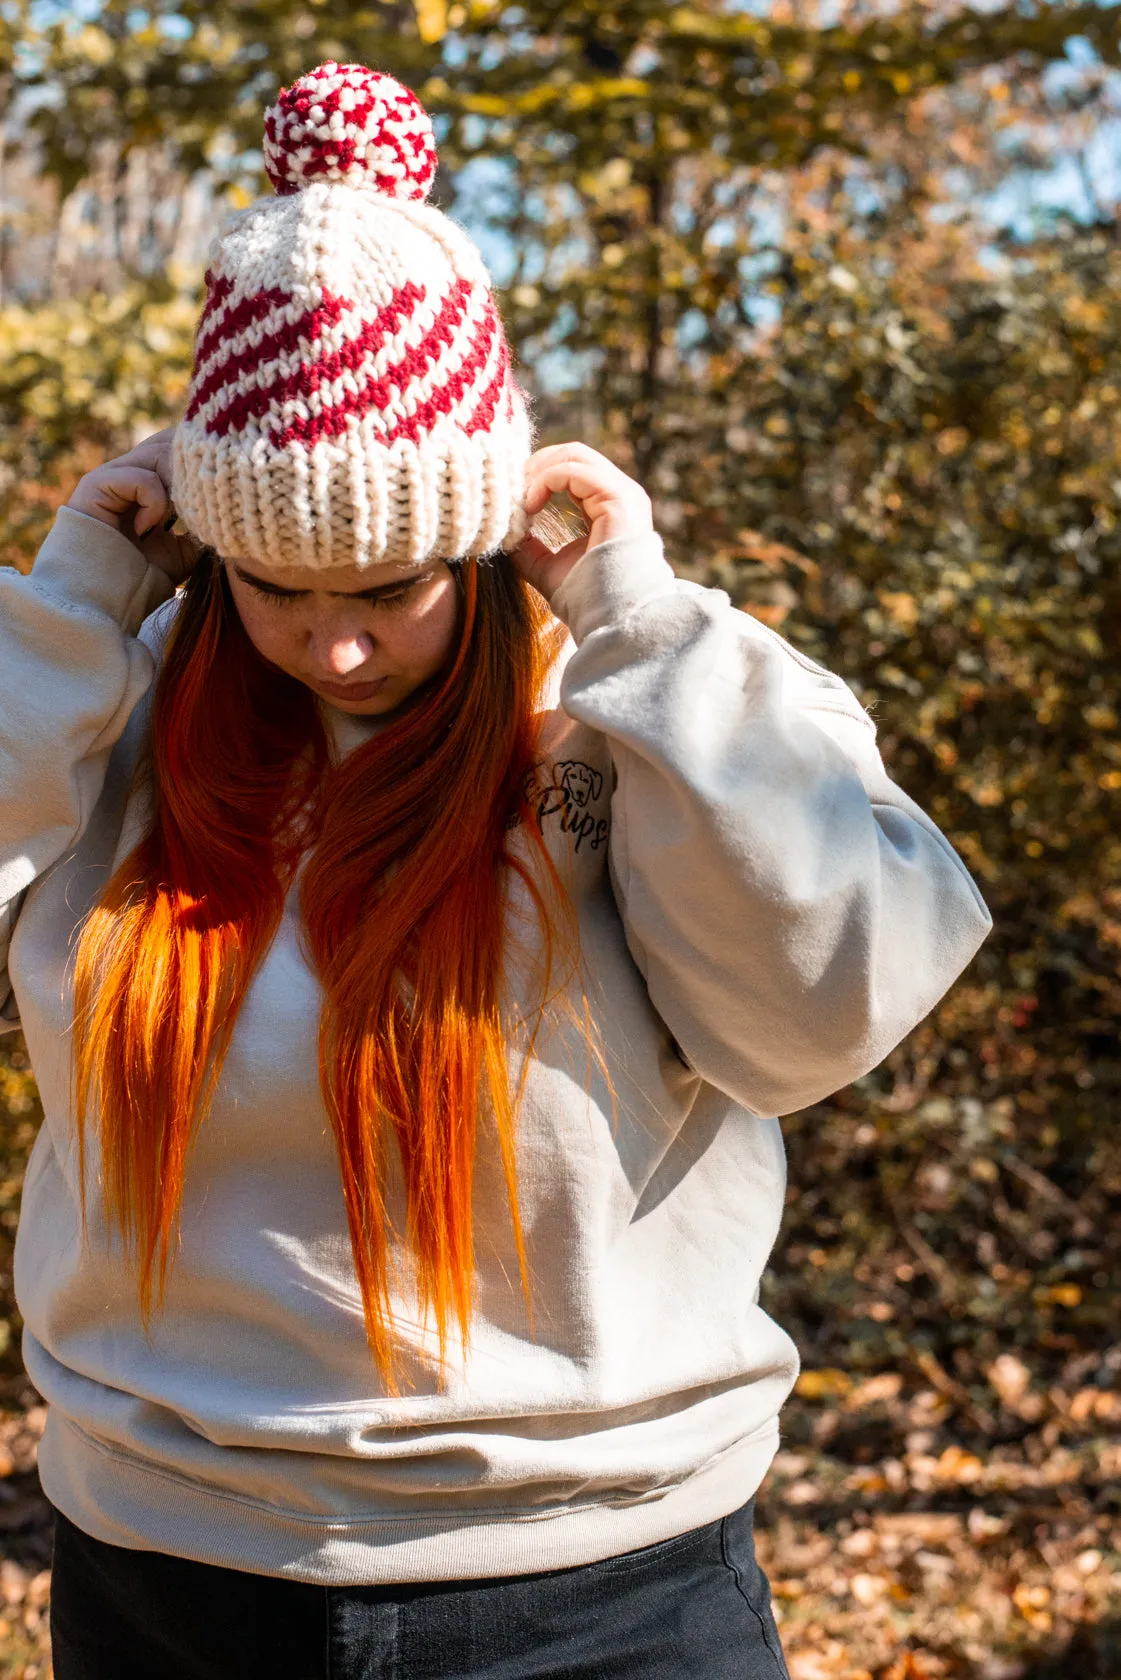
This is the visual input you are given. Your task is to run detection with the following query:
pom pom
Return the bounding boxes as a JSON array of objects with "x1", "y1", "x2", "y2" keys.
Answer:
[{"x1": 264, "y1": 63, "x2": 437, "y2": 201}]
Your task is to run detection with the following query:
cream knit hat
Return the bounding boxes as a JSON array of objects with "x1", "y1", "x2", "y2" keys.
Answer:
[{"x1": 171, "y1": 62, "x2": 533, "y2": 570}]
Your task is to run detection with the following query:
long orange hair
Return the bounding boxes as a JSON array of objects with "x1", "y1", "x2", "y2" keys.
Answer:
[{"x1": 72, "y1": 550, "x2": 569, "y2": 1382}]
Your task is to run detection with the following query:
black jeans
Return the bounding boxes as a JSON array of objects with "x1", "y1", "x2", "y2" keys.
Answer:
[{"x1": 49, "y1": 1499, "x2": 790, "y2": 1679}]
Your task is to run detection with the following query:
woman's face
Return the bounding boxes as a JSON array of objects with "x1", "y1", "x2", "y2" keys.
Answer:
[{"x1": 224, "y1": 555, "x2": 461, "y2": 717}]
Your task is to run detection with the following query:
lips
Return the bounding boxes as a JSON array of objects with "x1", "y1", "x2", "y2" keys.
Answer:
[{"x1": 315, "y1": 677, "x2": 388, "y2": 702}]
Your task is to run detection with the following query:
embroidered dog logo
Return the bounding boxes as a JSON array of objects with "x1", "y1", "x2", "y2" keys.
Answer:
[
  {"x1": 558, "y1": 760, "x2": 600, "y2": 810},
  {"x1": 520, "y1": 760, "x2": 609, "y2": 853}
]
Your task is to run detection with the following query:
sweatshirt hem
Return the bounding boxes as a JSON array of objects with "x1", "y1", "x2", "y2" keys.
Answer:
[{"x1": 38, "y1": 1411, "x2": 781, "y2": 1586}]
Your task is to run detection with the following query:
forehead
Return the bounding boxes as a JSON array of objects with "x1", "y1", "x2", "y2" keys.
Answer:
[{"x1": 227, "y1": 556, "x2": 431, "y2": 594}]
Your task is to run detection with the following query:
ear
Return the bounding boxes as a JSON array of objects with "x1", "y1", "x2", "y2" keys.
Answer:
[{"x1": 590, "y1": 768, "x2": 604, "y2": 799}]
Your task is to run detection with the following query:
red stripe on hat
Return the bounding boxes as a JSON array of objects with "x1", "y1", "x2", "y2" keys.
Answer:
[
  {"x1": 463, "y1": 332, "x2": 510, "y2": 436},
  {"x1": 386, "y1": 303, "x2": 500, "y2": 443},
  {"x1": 193, "y1": 285, "x2": 294, "y2": 383},
  {"x1": 187, "y1": 290, "x2": 352, "y2": 422},
  {"x1": 197, "y1": 272, "x2": 235, "y2": 335},
  {"x1": 272, "y1": 293, "x2": 499, "y2": 451},
  {"x1": 202, "y1": 277, "x2": 471, "y2": 440}
]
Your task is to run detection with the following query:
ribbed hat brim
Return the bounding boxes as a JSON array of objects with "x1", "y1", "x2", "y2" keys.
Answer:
[{"x1": 172, "y1": 407, "x2": 532, "y2": 570}]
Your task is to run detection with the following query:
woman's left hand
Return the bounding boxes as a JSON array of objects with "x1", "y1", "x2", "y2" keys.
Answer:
[{"x1": 512, "y1": 442, "x2": 654, "y2": 603}]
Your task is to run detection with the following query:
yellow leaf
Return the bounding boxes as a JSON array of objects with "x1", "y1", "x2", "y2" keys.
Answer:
[
  {"x1": 987, "y1": 1353, "x2": 1030, "y2": 1408},
  {"x1": 846, "y1": 1470, "x2": 889, "y2": 1494},
  {"x1": 850, "y1": 1572, "x2": 890, "y2": 1606},
  {"x1": 880, "y1": 1513, "x2": 962, "y2": 1541},
  {"x1": 879, "y1": 590, "x2": 918, "y2": 628},
  {"x1": 846, "y1": 1372, "x2": 903, "y2": 1407},
  {"x1": 795, "y1": 1367, "x2": 852, "y2": 1400},
  {"x1": 563, "y1": 78, "x2": 649, "y2": 114},
  {"x1": 934, "y1": 1444, "x2": 983, "y2": 1484},
  {"x1": 74, "y1": 25, "x2": 115, "y2": 66},
  {"x1": 461, "y1": 93, "x2": 513, "y2": 118},
  {"x1": 1033, "y1": 1283, "x2": 1082, "y2": 1307},
  {"x1": 1013, "y1": 1582, "x2": 1052, "y2": 1631},
  {"x1": 415, "y1": 0, "x2": 447, "y2": 43}
]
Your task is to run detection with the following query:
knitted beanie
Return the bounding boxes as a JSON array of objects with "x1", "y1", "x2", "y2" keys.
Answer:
[{"x1": 171, "y1": 62, "x2": 533, "y2": 570}]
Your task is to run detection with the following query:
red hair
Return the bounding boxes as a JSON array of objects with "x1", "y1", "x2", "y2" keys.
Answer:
[{"x1": 72, "y1": 553, "x2": 569, "y2": 1384}]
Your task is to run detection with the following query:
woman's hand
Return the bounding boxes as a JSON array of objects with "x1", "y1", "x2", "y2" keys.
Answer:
[
  {"x1": 65, "y1": 426, "x2": 200, "y2": 585},
  {"x1": 513, "y1": 442, "x2": 654, "y2": 603}
]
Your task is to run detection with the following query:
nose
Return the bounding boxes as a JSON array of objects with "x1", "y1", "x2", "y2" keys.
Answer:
[{"x1": 310, "y1": 628, "x2": 376, "y2": 677}]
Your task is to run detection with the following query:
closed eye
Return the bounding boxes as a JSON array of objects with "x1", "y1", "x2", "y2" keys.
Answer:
[
  {"x1": 248, "y1": 580, "x2": 302, "y2": 607},
  {"x1": 237, "y1": 571, "x2": 428, "y2": 609},
  {"x1": 372, "y1": 583, "x2": 419, "y2": 610}
]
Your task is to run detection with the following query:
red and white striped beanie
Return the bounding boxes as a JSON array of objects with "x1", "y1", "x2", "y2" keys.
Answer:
[{"x1": 171, "y1": 63, "x2": 533, "y2": 570}]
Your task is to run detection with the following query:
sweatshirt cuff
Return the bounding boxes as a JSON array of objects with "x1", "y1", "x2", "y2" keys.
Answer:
[
  {"x1": 31, "y1": 506, "x2": 176, "y2": 636},
  {"x1": 549, "y1": 532, "x2": 676, "y2": 645}
]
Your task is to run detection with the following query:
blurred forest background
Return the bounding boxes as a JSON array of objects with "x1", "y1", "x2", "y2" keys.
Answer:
[{"x1": 1, "y1": 0, "x2": 1120, "y2": 1675}]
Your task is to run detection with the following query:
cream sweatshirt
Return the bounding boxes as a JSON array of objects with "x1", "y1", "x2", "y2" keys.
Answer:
[{"x1": 0, "y1": 507, "x2": 991, "y2": 1583}]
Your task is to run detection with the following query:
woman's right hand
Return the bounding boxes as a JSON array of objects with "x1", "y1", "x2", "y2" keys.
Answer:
[{"x1": 65, "y1": 426, "x2": 200, "y2": 585}]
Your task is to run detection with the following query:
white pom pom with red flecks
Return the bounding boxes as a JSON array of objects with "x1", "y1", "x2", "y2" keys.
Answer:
[{"x1": 264, "y1": 62, "x2": 438, "y2": 201}]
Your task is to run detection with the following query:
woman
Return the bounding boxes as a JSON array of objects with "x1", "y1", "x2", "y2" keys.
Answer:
[{"x1": 0, "y1": 63, "x2": 991, "y2": 1680}]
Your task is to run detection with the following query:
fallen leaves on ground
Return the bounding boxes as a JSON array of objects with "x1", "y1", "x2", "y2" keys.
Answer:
[{"x1": 756, "y1": 1366, "x2": 1121, "y2": 1680}]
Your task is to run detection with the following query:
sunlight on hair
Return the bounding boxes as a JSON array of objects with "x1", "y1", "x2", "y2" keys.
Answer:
[{"x1": 529, "y1": 501, "x2": 588, "y2": 554}]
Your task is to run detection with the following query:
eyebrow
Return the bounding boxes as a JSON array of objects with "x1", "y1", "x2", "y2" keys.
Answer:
[{"x1": 232, "y1": 564, "x2": 434, "y2": 601}]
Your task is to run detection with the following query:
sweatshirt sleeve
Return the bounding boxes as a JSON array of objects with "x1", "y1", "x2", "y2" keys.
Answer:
[
  {"x1": 550, "y1": 532, "x2": 993, "y2": 1118},
  {"x1": 0, "y1": 506, "x2": 175, "y2": 1034}
]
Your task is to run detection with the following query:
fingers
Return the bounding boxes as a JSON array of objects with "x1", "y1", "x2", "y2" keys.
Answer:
[
  {"x1": 134, "y1": 523, "x2": 202, "y2": 585},
  {"x1": 120, "y1": 425, "x2": 178, "y2": 469},
  {"x1": 524, "y1": 441, "x2": 619, "y2": 494},
  {"x1": 108, "y1": 468, "x2": 171, "y2": 536},
  {"x1": 68, "y1": 465, "x2": 171, "y2": 537},
  {"x1": 524, "y1": 441, "x2": 625, "y2": 495},
  {"x1": 130, "y1": 470, "x2": 173, "y2": 537},
  {"x1": 523, "y1": 442, "x2": 650, "y2": 519},
  {"x1": 513, "y1": 442, "x2": 654, "y2": 602},
  {"x1": 523, "y1": 461, "x2": 628, "y2": 516},
  {"x1": 63, "y1": 428, "x2": 191, "y2": 580},
  {"x1": 117, "y1": 426, "x2": 178, "y2": 503},
  {"x1": 516, "y1": 528, "x2": 587, "y2": 573},
  {"x1": 526, "y1": 441, "x2": 608, "y2": 468},
  {"x1": 514, "y1": 531, "x2": 553, "y2": 566}
]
